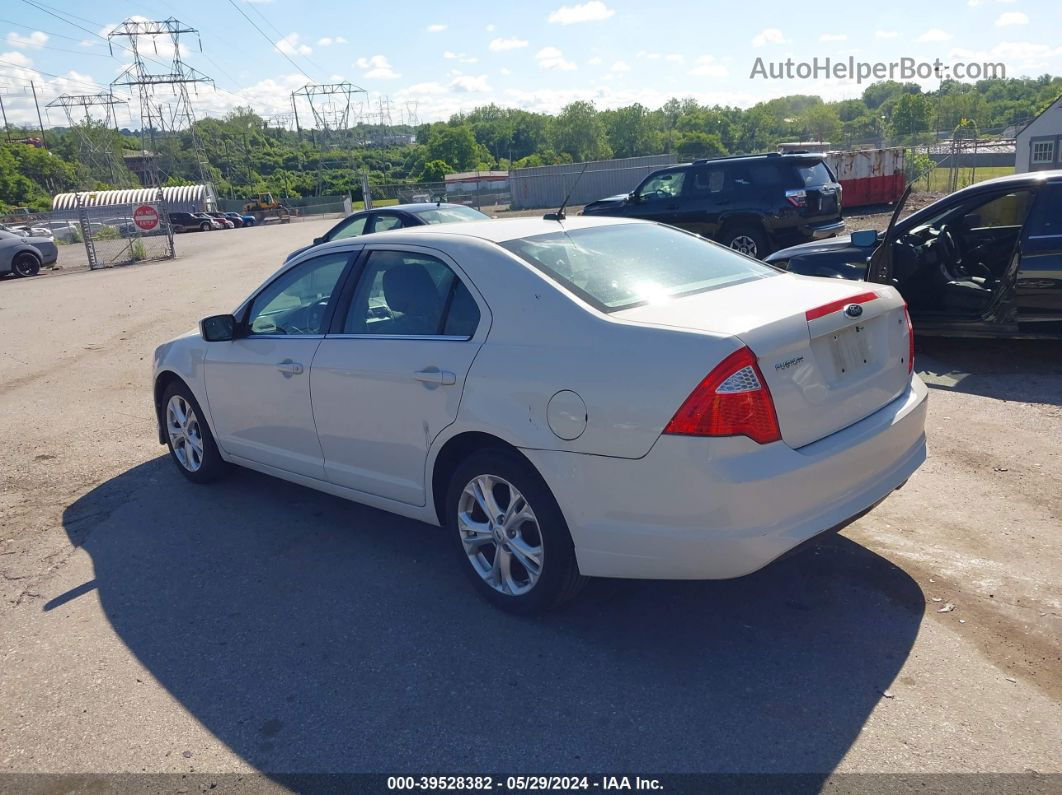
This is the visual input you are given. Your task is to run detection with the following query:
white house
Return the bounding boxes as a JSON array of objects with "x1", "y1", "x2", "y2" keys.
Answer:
[{"x1": 1015, "y1": 95, "x2": 1062, "y2": 173}]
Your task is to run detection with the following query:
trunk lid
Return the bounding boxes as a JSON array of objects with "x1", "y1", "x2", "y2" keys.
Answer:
[{"x1": 615, "y1": 273, "x2": 912, "y2": 448}]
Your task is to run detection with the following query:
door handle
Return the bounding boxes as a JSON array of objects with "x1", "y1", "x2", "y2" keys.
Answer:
[
  {"x1": 414, "y1": 368, "x2": 456, "y2": 386},
  {"x1": 276, "y1": 359, "x2": 304, "y2": 376}
]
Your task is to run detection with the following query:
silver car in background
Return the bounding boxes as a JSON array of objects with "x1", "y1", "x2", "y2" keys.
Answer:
[{"x1": 0, "y1": 229, "x2": 59, "y2": 278}]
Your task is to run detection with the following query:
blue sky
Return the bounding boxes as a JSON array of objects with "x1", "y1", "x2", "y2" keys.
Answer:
[{"x1": 1, "y1": 0, "x2": 1060, "y2": 129}]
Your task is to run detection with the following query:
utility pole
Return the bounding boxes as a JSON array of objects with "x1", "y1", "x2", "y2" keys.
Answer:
[
  {"x1": 30, "y1": 82, "x2": 47, "y2": 148},
  {"x1": 0, "y1": 94, "x2": 11, "y2": 141}
]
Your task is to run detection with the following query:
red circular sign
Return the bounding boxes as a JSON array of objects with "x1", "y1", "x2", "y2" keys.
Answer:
[{"x1": 133, "y1": 204, "x2": 160, "y2": 231}]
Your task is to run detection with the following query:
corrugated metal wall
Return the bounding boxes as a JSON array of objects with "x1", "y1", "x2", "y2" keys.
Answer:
[{"x1": 509, "y1": 154, "x2": 677, "y2": 210}]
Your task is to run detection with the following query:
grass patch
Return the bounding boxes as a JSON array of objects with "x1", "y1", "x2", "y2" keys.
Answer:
[{"x1": 923, "y1": 166, "x2": 1013, "y2": 193}]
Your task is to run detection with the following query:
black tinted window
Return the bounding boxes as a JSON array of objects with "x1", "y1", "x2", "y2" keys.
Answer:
[
  {"x1": 795, "y1": 162, "x2": 832, "y2": 187},
  {"x1": 443, "y1": 280, "x2": 481, "y2": 337}
]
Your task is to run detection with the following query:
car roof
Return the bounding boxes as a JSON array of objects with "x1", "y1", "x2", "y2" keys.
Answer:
[
  {"x1": 951, "y1": 168, "x2": 1062, "y2": 192},
  {"x1": 309, "y1": 215, "x2": 640, "y2": 254},
  {"x1": 361, "y1": 202, "x2": 476, "y2": 213}
]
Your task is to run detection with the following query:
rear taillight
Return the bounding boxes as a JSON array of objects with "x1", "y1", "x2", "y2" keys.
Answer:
[
  {"x1": 785, "y1": 188, "x2": 807, "y2": 208},
  {"x1": 903, "y1": 304, "x2": 915, "y2": 373},
  {"x1": 663, "y1": 347, "x2": 781, "y2": 444}
]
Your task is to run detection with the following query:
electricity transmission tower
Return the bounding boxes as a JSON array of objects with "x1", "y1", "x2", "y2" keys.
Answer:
[
  {"x1": 45, "y1": 93, "x2": 129, "y2": 185},
  {"x1": 291, "y1": 82, "x2": 368, "y2": 144},
  {"x1": 108, "y1": 18, "x2": 214, "y2": 187}
]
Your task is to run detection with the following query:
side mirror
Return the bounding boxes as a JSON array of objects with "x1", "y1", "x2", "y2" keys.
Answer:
[
  {"x1": 312, "y1": 236, "x2": 325, "y2": 245},
  {"x1": 629, "y1": 192, "x2": 641, "y2": 203},
  {"x1": 200, "y1": 314, "x2": 236, "y2": 342},
  {"x1": 851, "y1": 229, "x2": 878, "y2": 248}
]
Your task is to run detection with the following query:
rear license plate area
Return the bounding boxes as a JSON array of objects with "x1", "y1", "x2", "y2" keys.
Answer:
[{"x1": 827, "y1": 323, "x2": 873, "y2": 380}]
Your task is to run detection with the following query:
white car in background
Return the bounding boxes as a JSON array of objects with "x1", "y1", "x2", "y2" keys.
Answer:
[{"x1": 153, "y1": 217, "x2": 927, "y2": 612}]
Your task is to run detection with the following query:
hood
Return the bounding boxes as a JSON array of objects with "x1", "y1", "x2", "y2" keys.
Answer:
[
  {"x1": 285, "y1": 243, "x2": 314, "y2": 263},
  {"x1": 581, "y1": 193, "x2": 630, "y2": 213},
  {"x1": 766, "y1": 234, "x2": 870, "y2": 262}
]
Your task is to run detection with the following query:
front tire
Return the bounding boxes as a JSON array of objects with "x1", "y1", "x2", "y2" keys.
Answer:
[
  {"x1": 719, "y1": 224, "x2": 770, "y2": 259},
  {"x1": 11, "y1": 252, "x2": 40, "y2": 277},
  {"x1": 446, "y1": 449, "x2": 586, "y2": 613},
  {"x1": 162, "y1": 381, "x2": 227, "y2": 483},
  {"x1": 199, "y1": 222, "x2": 211, "y2": 232}
]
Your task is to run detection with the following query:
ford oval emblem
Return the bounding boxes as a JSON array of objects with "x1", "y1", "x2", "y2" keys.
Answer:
[{"x1": 844, "y1": 304, "x2": 863, "y2": 318}]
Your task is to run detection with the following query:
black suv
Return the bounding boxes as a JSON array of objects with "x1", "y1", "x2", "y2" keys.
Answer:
[{"x1": 581, "y1": 153, "x2": 844, "y2": 258}]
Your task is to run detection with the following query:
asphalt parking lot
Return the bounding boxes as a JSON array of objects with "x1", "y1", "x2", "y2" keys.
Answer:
[{"x1": 0, "y1": 220, "x2": 1059, "y2": 781}]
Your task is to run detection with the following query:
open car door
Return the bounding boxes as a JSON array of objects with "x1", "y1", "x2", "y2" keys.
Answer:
[{"x1": 866, "y1": 184, "x2": 913, "y2": 285}]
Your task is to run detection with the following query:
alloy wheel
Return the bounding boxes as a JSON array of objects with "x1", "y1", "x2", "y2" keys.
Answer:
[
  {"x1": 166, "y1": 394, "x2": 205, "y2": 472},
  {"x1": 729, "y1": 235, "x2": 758, "y2": 257},
  {"x1": 457, "y1": 475, "x2": 544, "y2": 596}
]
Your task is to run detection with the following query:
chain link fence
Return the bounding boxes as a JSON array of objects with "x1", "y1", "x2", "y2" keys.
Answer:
[{"x1": 74, "y1": 198, "x2": 175, "y2": 269}]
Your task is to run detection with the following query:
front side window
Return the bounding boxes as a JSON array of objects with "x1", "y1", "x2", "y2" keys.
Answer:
[
  {"x1": 637, "y1": 170, "x2": 686, "y2": 200},
  {"x1": 247, "y1": 252, "x2": 349, "y2": 335},
  {"x1": 1031, "y1": 140, "x2": 1055, "y2": 165},
  {"x1": 329, "y1": 214, "x2": 368, "y2": 242},
  {"x1": 343, "y1": 250, "x2": 480, "y2": 337},
  {"x1": 501, "y1": 223, "x2": 776, "y2": 313},
  {"x1": 964, "y1": 190, "x2": 1036, "y2": 229}
]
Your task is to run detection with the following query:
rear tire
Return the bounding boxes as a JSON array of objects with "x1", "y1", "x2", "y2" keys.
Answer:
[
  {"x1": 446, "y1": 449, "x2": 586, "y2": 613},
  {"x1": 161, "y1": 381, "x2": 228, "y2": 484},
  {"x1": 719, "y1": 224, "x2": 771, "y2": 259},
  {"x1": 11, "y1": 252, "x2": 40, "y2": 277},
  {"x1": 199, "y1": 222, "x2": 211, "y2": 232}
]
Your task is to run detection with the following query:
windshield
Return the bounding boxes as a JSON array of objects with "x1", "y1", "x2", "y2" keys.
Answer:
[
  {"x1": 501, "y1": 223, "x2": 776, "y2": 313},
  {"x1": 412, "y1": 206, "x2": 489, "y2": 224},
  {"x1": 795, "y1": 161, "x2": 833, "y2": 186}
]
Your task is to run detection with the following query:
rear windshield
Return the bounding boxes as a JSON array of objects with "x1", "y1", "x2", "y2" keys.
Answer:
[
  {"x1": 795, "y1": 161, "x2": 834, "y2": 187},
  {"x1": 412, "y1": 206, "x2": 489, "y2": 224},
  {"x1": 500, "y1": 223, "x2": 776, "y2": 313}
]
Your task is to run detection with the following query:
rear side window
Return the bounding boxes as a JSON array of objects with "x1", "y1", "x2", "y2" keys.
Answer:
[
  {"x1": 413, "y1": 206, "x2": 490, "y2": 224},
  {"x1": 501, "y1": 223, "x2": 776, "y2": 313},
  {"x1": 794, "y1": 161, "x2": 833, "y2": 187}
]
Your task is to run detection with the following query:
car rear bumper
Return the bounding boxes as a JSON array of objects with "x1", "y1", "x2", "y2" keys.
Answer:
[
  {"x1": 522, "y1": 374, "x2": 928, "y2": 580},
  {"x1": 803, "y1": 219, "x2": 846, "y2": 239}
]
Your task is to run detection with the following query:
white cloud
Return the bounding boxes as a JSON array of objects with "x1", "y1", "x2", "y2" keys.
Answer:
[
  {"x1": 356, "y1": 55, "x2": 400, "y2": 79},
  {"x1": 610, "y1": 60, "x2": 630, "y2": 72},
  {"x1": 317, "y1": 36, "x2": 347, "y2": 46},
  {"x1": 995, "y1": 11, "x2": 1028, "y2": 26},
  {"x1": 665, "y1": 53, "x2": 684, "y2": 62},
  {"x1": 637, "y1": 50, "x2": 662, "y2": 60},
  {"x1": 402, "y1": 81, "x2": 447, "y2": 95},
  {"x1": 0, "y1": 49, "x2": 33, "y2": 68},
  {"x1": 427, "y1": 24, "x2": 447, "y2": 33},
  {"x1": 950, "y1": 41, "x2": 1062, "y2": 72},
  {"x1": 536, "y1": 46, "x2": 576, "y2": 70},
  {"x1": 275, "y1": 32, "x2": 311, "y2": 56},
  {"x1": 500, "y1": 67, "x2": 511, "y2": 75},
  {"x1": 6, "y1": 31, "x2": 48, "y2": 49},
  {"x1": 875, "y1": 30, "x2": 899, "y2": 39},
  {"x1": 587, "y1": 56, "x2": 603, "y2": 65},
  {"x1": 917, "y1": 29, "x2": 953, "y2": 42},
  {"x1": 689, "y1": 55, "x2": 728, "y2": 77},
  {"x1": 443, "y1": 51, "x2": 478, "y2": 63},
  {"x1": 489, "y1": 37, "x2": 528, "y2": 51},
  {"x1": 450, "y1": 74, "x2": 490, "y2": 92},
  {"x1": 752, "y1": 28, "x2": 786, "y2": 47},
  {"x1": 548, "y1": 1, "x2": 615, "y2": 24},
  {"x1": 819, "y1": 33, "x2": 847, "y2": 42},
  {"x1": 485, "y1": 24, "x2": 496, "y2": 32}
]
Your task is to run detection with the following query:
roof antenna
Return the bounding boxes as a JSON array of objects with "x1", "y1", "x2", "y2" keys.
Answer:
[{"x1": 544, "y1": 161, "x2": 590, "y2": 221}]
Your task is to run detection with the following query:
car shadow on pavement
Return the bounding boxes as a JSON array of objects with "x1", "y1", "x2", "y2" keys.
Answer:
[
  {"x1": 58, "y1": 457, "x2": 924, "y2": 777},
  {"x1": 916, "y1": 337, "x2": 1062, "y2": 406}
]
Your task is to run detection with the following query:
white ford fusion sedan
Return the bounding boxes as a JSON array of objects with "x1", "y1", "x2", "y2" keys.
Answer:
[{"x1": 153, "y1": 216, "x2": 927, "y2": 612}]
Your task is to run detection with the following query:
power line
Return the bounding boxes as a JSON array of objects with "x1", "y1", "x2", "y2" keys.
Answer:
[{"x1": 223, "y1": 0, "x2": 314, "y2": 81}]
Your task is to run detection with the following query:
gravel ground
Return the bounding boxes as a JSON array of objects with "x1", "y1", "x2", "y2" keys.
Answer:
[{"x1": 0, "y1": 219, "x2": 1059, "y2": 780}]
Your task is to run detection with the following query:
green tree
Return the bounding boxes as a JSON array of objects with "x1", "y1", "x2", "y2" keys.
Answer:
[
  {"x1": 551, "y1": 101, "x2": 612, "y2": 162},
  {"x1": 424, "y1": 125, "x2": 481, "y2": 171},
  {"x1": 418, "y1": 159, "x2": 452, "y2": 182},
  {"x1": 603, "y1": 104, "x2": 657, "y2": 158},
  {"x1": 890, "y1": 93, "x2": 932, "y2": 138},
  {"x1": 798, "y1": 104, "x2": 842, "y2": 143}
]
